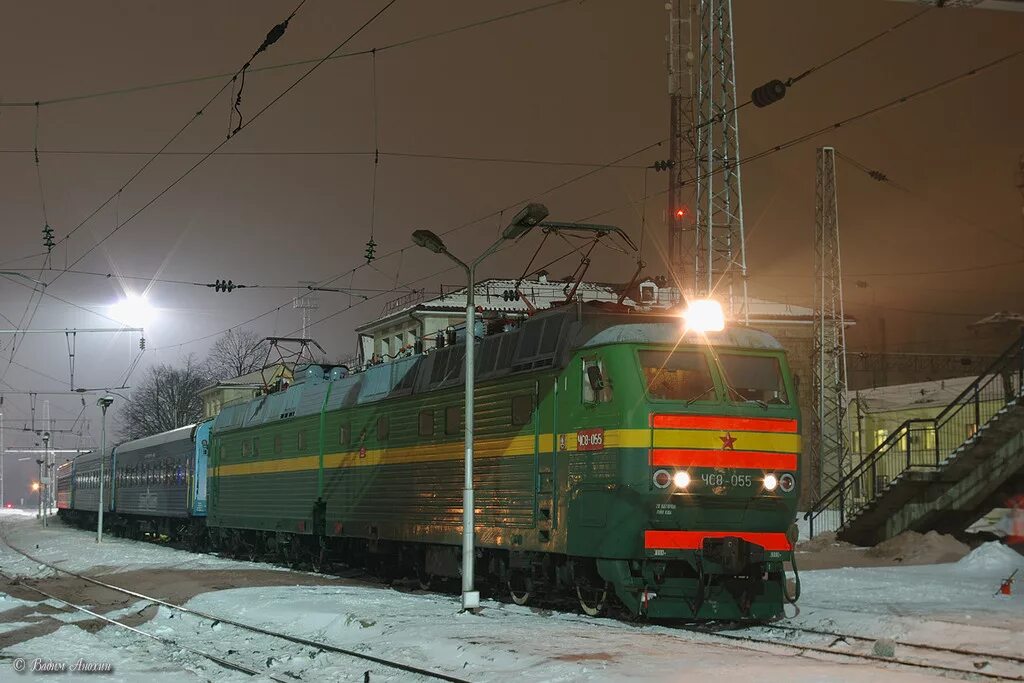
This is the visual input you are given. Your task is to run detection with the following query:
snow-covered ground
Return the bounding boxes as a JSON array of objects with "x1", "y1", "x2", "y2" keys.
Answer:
[{"x1": 1, "y1": 510, "x2": 1022, "y2": 682}]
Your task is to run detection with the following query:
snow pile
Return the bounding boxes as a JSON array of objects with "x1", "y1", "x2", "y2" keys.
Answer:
[
  {"x1": 955, "y1": 541, "x2": 1024, "y2": 574},
  {"x1": 797, "y1": 531, "x2": 854, "y2": 552},
  {"x1": 865, "y1": 530, "x2": 970, "y2": 565}
]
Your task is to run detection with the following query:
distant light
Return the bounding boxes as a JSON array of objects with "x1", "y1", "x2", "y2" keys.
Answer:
[
  {"x1": 30, "y1": 482, "x2": 39, "y2": 492},
  {"x1": 682, "y1": 298, "x2": 725, "y2": 333},
  {"x1": 673, "y1": 471, "x2": 691, "y2": 489},
  {"x1": 763, "y1": 474, "x2": 779, "y2": 491},
  {"x1": 110, "y1": 293, "x2": 155, "y2": 327}
]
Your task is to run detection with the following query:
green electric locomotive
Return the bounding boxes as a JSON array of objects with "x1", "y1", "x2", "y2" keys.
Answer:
[{"x1": 207, "y1": 301, "x2": 800, "y2": 620}]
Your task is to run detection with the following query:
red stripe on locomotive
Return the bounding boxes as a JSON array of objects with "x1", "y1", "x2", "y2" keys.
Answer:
[
  {"x1": 644, "y1": 530, "x2": 791, "y2": 551},
  {"x1": 650, "y1": 414, "x2": 798, "y2": 433}
]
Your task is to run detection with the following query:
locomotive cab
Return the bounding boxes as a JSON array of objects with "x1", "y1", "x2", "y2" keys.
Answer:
[{"x1": 559, "y1": 316, "x2": 800, "y2": 620}]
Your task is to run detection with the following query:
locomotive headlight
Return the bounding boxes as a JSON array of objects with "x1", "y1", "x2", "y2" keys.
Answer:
[
  {"x1": 763, "y1": 473, "x2": 779, "y2": 491},
  {"x1": 682, "y1": 299, "x2": 725, "y2": 333},
  {"x1": 673, "y1": 470, "x2": 691, "y2": 489}
]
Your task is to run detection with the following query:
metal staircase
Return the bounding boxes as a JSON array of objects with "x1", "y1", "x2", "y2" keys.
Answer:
[{"x1": 805, "y1": 334, "x2": 1024, "y2": 546}]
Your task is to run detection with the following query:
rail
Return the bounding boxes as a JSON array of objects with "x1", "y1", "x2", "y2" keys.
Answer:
[{"x1": 805, "y1": 332, "x2": 1024, "y2": 538}]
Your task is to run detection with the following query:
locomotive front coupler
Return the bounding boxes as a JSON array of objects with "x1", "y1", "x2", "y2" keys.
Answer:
[{"x1": 700, "y1": 536, "x2": 766, "y2": 576}]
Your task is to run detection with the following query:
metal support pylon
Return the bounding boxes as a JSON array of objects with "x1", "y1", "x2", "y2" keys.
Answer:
[
  {"x1": 667, "y1": 0, "x2": 697, "y2": 290},
  {"x1": 812, "y1": 146, "x2": 849, "y2": 508},
  {"x1": 693, "y1": 0, "x2": 748, "y2": 322}
]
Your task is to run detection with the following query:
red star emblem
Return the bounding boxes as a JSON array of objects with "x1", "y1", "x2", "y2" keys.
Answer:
[{"x1": 720, "y1": 432, "x2": 737, "y2": 450}]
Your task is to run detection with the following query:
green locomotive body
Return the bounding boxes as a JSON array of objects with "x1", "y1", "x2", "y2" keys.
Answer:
[{"x1": 208, "y1": 302, "x2": 800, "y2": 620}]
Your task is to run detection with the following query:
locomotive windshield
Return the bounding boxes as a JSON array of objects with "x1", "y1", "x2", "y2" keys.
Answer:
[
  {"x1": 639, "y1": 350, "x2": 715, "y2": 401},
  {"x1": 718, "y1": 354, "x2": 789, "y2": 405}
]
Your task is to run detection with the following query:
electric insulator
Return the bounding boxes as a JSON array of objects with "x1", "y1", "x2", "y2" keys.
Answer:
[
  {"x1": 364, "y1": 237, "x2": 377, "y2": 264},
  {"x1": 751, "y1": 79, "x2": 787, "y2": 108},
  {"x1": 139, "y1": 337, "x2": 146, "y2": 350},
  {"x1": 652, "y1": 159, "x2": 676, "y2": 172}
]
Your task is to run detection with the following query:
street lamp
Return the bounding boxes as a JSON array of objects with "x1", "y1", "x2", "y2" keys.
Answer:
[
  {"x1": 35, "y1": 457, "x2": 44, "y2": 520},
  {"x1": 96, "y1": 396, "x2": 114, "y2": 543},
  {"x1": 41, "y1": 431, "x2": 50, "y2": 527},
  {"x1": 411, "y1": 202, "x2": 548, "y2": 611}
]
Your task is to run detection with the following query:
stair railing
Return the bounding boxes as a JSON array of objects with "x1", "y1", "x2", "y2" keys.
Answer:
[{"x1": 805, "y1": 332, "x2": 1024, "y2": 538}]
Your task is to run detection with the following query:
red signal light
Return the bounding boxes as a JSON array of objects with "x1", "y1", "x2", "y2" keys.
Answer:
[{"x1": 675, "y1": 206, "x2": 689, "y2": 219}]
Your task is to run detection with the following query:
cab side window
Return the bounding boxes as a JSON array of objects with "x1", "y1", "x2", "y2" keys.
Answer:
[{"x1": 582, "y1": 358, "x2": 613, "y2": 404}]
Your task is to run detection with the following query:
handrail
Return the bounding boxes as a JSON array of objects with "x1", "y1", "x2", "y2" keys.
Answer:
[{"x1": 805, "y1": 332, "x2": 1024, "y2": 538}]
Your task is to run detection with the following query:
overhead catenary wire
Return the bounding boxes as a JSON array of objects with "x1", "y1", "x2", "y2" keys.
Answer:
[
  {"x1": 834, "y1": 149, "x2": 1023, "y2": 250},
  {"x1": 0, "y1": 0, "x2": 576, "y2": 110},
  {"x1": 0, "y1": 147, "x2": 651, "y2": 169},
  {"x1": 149, "y1": 136, "x2": 666, "y2": 353},
  {"x1": 40, "y1": 0, "x2": 311, "y2": 276},
  {"x1": 578, "y1": 45, "x2": 1024, "y2": 228},
  {"x1": 54, "y1": 1, "x2": 398, "y2": 284}
]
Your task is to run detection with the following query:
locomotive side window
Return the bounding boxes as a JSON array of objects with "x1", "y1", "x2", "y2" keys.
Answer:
[
  {"x1": 418, "y1": 410, "x2": 434, "y2": 437},
  {"x1": 297, "y1": 429, "x2": 307, "y2": 452},
  {"x1": 339, "y1": 424, "x2": 349, "y2": 445},
  {"x1": 511, "y1": 395, "x2": 533, "y2": 426},
  {"x1": 640, "y1": 350, "x2": 715, "y2": 402},
  {"x1": 242, "y1": 439, "x2": 252, "y2": 458},
  {"x1": 445, "y1": 406, "x2": 460, "y2": 435},
  {"x1": 377, "y1": 415, "x2": 390, "y2": 441},
  {"x1": 718, "y1": 355, "x2": 789, "y2": 405},
  {"x1": 274, "y1": 434, "x2": 283, "y2": 454},
  {"x1": 582, "y1": 358, "x2": 613, "y2": 404},
  {"x1": 252, "y1": 437, "x2": 260, "y2": 457}
]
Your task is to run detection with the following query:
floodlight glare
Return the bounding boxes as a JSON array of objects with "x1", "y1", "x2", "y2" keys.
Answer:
[
  {"x1": 110, "y1": 293, "x2": 155, "y2": 327},
  {"x1": 502, "y1": 203, "x2": 549, "y2": 240},
  {"x1": 411, "y1": 229, "x2": 447, "y2": 254},
  {"x1": 682, "y1": 299, "x2": 726, "y2": 333}
]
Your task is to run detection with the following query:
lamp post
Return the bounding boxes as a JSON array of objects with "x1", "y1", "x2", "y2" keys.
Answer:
[
  {"x1": 96, "y1": 396, "x2": 114, "y2": 543},
  {"x1": 412, "y1": 202, "x2": 548, "y2": 611},
  {"x1": 41, "y1": 431, "x2": 50, "y2": 527}
]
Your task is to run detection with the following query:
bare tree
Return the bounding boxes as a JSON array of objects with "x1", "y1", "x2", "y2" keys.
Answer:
[
  {"x1": 118, "y1": 355, "x2": 210, "y2": 440},
  {"x1": 205, "y1": 328, "x2": 269, "y2": 380}
]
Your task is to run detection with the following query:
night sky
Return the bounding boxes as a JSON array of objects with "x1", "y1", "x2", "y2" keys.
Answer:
[{"x1": 0, "y1": 1, "x2": 1021, "y2": 470}]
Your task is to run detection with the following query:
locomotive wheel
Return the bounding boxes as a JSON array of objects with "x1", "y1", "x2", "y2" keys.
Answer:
[
  {"x1": 576, "y1": 584, "x2": 608, "y2": 617},
  {"x1": 509, "y1": 584, "x2": 531, "y2": 606}
]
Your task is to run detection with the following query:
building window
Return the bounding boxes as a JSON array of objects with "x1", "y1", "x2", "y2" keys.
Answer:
[
  {"x1": 418, "y1": 410, "x2": 434, "y2": 437},
  {"x1": 445, "y1": 406, "x2": 461, "y2": 435},
  {"x1": 377, "y1": 415, "x2": 390, "y2": 441},
  {"x1": 874, "y1": 429, "x2": 888, "y2": 448},
  {"x1": 512, "y1": 395, "x2": 533, "y2": 426}
]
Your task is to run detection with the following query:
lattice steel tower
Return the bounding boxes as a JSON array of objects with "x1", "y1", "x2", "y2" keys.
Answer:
[
  {"x1": 666, "y1": 0, "x2": 698, "y2": 290},
  {"x1": 693, "y1": 0, "x2": 749, "y2": 321},
  {"x1": 811, "y1": 146, "x2": 849, "y2": 502}
]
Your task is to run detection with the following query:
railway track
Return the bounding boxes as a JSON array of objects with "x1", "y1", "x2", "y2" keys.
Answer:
[
  {"x1": 701, "y1": 622, "x2": 1024, "y2": 681},
  {"x1": 5, "y1": 520, "x2": 1020, "y2": 681},
  {"x1": 0, "y1": 527, "x2": 469, "y2": 683},
  {"x1": 539, "y1": 606, "x2": 1023, "y2": 681}
]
